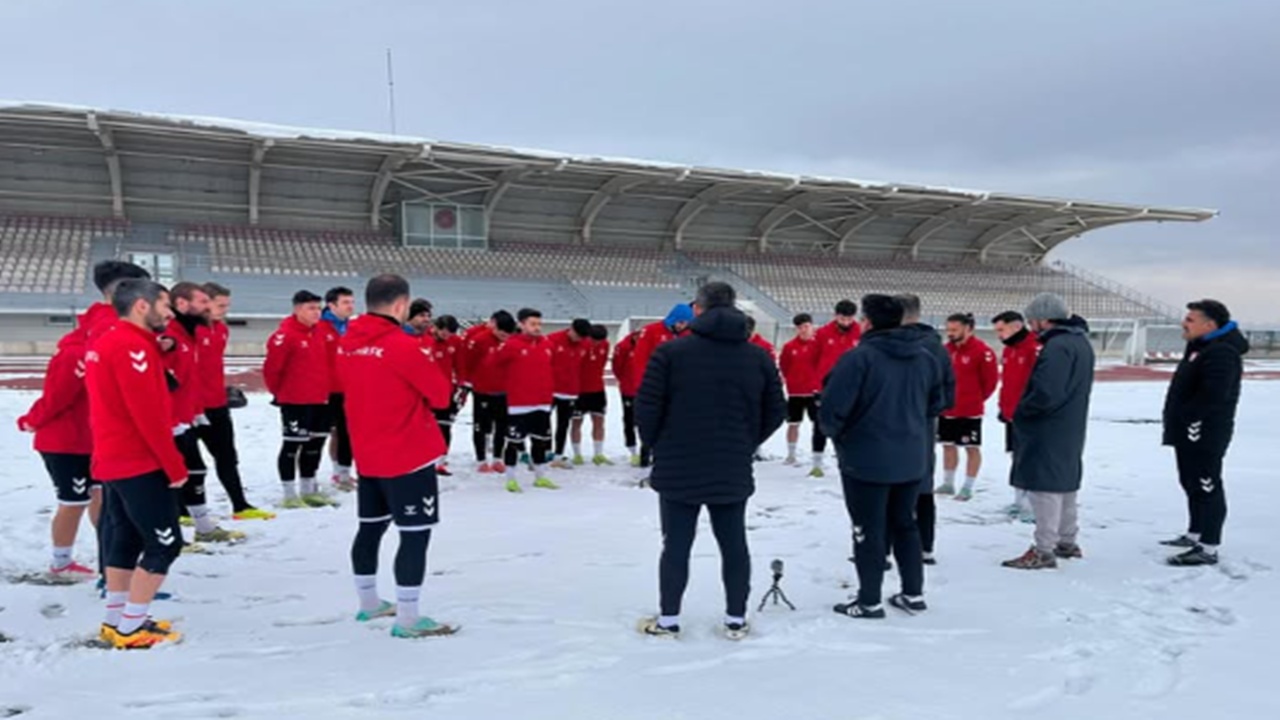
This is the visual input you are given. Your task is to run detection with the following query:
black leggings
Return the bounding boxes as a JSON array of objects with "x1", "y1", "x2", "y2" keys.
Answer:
[
  {"x1": 553, "y1": 397, "x2": 576, "y2": 457},
  {"x1": 658, "y1": 498, "x2": 751, "y2": 618},
  {"x1": 622, "y1": 395, "x2": 637, "y2": 449},
  {"x1": 842, "y1": 475, "x2": 924, "y2": 607},
  {"x1": 916, "y1": 490, "x2": 936, "y2": 554},
  {"x1": 330, "y1": 394, "x2": 352, "y2": 468},
  {"x1": 197, "y1": 407, "x2": 251, "y2": 512},
  {"x1": 176, "y1": 430, "x2": 207, "y2": 514},
  {"x1": 471, "y1": 394, "x2": 508, "y2": 463},
  {"x1": 350, "y1": 520, "x2": 432, "y2": 587},
  {"x1": 1176, "y1": 444, "x2": 1228, "y2": 546},
  {"x1": 278, "y1": 437, "x2": 326, "y2": 482}
]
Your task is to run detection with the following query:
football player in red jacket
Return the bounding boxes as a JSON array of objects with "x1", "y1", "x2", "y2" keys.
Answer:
[
  {"x1": 938, "y1": 313, "x2": 1000, "y2": 501},
  {"x1": 319, "y1": 286, "x2": 356, "y2": 491},
  {"x1": 571, "y1": 324, "x2": 612, "y2": 466},
  {"x1": 162, "y1": 282, "x2": 243, "y2": 544},
  {"x1": 778, "y1": 313, "x2": 826, "y2": 474},
  {"x1": 461, "y1": 310, "x2": 517, "y2": 472},
  {"x1": 87, "y1": 279, "x2": 186, "y2": 649},
  {"x1": 547, "y1": 318, "x2": 592, "y2": 468},
  {"x1": 629, "y1": 303, "x2": 695, "y2": 468},
  {"x1": 993, "y1": 310, "x2": 1041, "y2": 520},
  {"x1": 263, "y1": 290, "x2": 337, "y2": 508},
  {"x1": 494, "y1": 308, "x2": 558, "y2": 492},
  {"x1": 340, "y1": 275, "x2": 456, "y2": 638},
  {"x1": 611, "y1": 330, "x2": 642, "y2": 464},
  {"x1": 813, "y1": 299, "x2": 862, "y2": 389},
  {"x1": 430, "y1": 315, "x2": 466, "y2": 475}
]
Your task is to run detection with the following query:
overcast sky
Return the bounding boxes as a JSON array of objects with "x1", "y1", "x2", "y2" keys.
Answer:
[{"x1": 4, "y1": 0, "x2": 1277, "y2": 322}]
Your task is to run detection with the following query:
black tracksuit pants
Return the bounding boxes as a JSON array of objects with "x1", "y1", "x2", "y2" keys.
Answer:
[
  {"x1": 1176, "y1": 444, "x2": 1228, "y2": 546},
  {"x1": 658, "y1": 497, "x2": 751, "y2": 619},
  {"x1": 842, "y1": 474, "x2": 924, "y2": 607},
  {"x1": 197, "y1": 406, "x2": 252, "y2": 512}
]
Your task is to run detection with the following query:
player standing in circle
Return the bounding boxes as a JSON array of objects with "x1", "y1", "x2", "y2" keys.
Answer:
[
  {"x1": 87, "y1": 279, "x2": 187, "y2": 649},
  {"x1": 811, "y1": 299, "x2": 862, "y2": 478},
  {"x1": 611, "y1": 329, "x2": 642, "y2": 466},
  {"x1": 263, "y1": 290, "x2": 338, "y2": 508},
  {"x1": 319, "y1": 286, "x2": 356, "y2": 491},
  {"x1": 341, "y1": 274, "x2": 456, "y2": 638},
  {"x1": 547, "y1": 318, "x2": 592, "y2": 469},
  {"x1": 936, "y1": 313, "x2": 998, "y2": 501},
  {"x1": 992, "y1": 311, "x2": 1041, "y2": 522},
  {"x1": 778, "y1": 313, "x2": 824, "y2": 473},
  {"x1": 496, "y1": 308, "x2": 558, "y2": 492},
  {"x1": 571, "y1": 324, "x2": 613, "y2": 466},
  {"x1": 463, "y1": 311, "x2": 516, "y2": 473}
]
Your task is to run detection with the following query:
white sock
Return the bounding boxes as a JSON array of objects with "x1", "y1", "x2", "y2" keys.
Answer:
[
  {"x1": 943, "y1": 470, "x2": 956, "y2": 486},
  {"x1": 1201, "y1": 544, "x2": 1218, "y2": 554},
  {"x1": 335, "y1": 464, "x2": 352, "y2": 479},
  {"x1": 725, "y1": 615, "x2": 746, "y2": 626},
  {"x1": 395, "y1": 585, "x2": 421, "y2": 628},
  {"x1": 594, "y1": 440, "x2": 604, "y2": 457},
  {"x1": 52, "y1": 545, "x2": 74, "y2": 570},
  {"x1": 534, "y1": 464, "x2": 548, "y2": 479},
  {"x1": 282, "y1": 481, "x2": 299, "y2": 500},
  {"x1": 300, "y1": 477, "x2": 318, "y2": 496},
  {"x1": 626, "y1": 446, "x2": 637, "y2": 456},
  {"x1": 963, "y1": 476, "x2": 977, "y2": 492},
  {"x1": 117, "y1": 602, "x2": 150, "y2": 634},
  {"x1": 658, "y1": 614, "x2": 680, "y2": 629},
  {"x1": 354, "y1": 574, "x2": 381, "y2": 612},
  {"x1": 104, "y1": 591, "x2": 128, "y2": 627},
  {"x1": 188, "y1": 505, "x2": 217, "y2": 534},
  {"x1": 572, "y1": 442, "x2": 582, "y2": 458},
  {"x1": 787, "y1": 442, "x2": 797, "y2": 459},
  {"x1": 812, "y1": 453, "x2": 823, "y2": 469},
  {"x1": 1188, "y1": 532, "x2": 1202, "y2": 541},
  {"x1": 505, "y1": 463, "x2": 517, "y2": 480}
]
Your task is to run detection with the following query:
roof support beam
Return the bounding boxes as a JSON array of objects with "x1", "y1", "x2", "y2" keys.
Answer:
[
  {"x1": 248, "y1": 140, "x2": 272, "y2": 226},
  {"x1": 974, "y1": 207, "x2": 1077, "y2": 262},
  {"x1": 86, "y1": 113, "x2": 124, "y2": 218},
  {"x1": 368, "y1": 152, "x2": 416, "y2": 230},
  {"x1": 483, "y1": 167, "x2": 527, "y2": 222},
  {"x1": 899, "y1": 196, "x2": 990, "y2": 259},
  {"x1": 578, "y1": 176, "x2": 649, "y2": 244},
  {"x1": 752, "y1": 191, "x2": 831, "y2": 253},
  {"x1": 668, "y1": 183, "x2": 742, "y2": 250}
]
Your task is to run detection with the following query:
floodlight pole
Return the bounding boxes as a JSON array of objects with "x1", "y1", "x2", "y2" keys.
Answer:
[{"x1": 386, "y1": 48, "x2": 398, "y2": 136}]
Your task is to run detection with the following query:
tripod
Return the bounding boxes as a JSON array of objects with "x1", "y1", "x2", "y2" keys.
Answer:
[{"x1": 757, "y1": 561, "x2": 796, "y2": 611}]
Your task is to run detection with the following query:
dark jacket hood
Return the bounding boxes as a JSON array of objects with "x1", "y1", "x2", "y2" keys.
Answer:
[
  {"x1": 861, "y1": 326, "x2": 929, "y2": 360},
  {"x1": 690, "y1": 306, "x2": 749, "y2": 343},
  {"x1": 1040, "y1": 315, "x2": 1090, "y2": 342},
  {"x1": 1001, "y1": 327, "x2": 1032, "y2": 347},
  {"x1": 1192, "y1": 322, "x2": 1250, "y2": 356}
]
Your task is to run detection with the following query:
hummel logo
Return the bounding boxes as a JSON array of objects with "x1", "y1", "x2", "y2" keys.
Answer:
[
  {"x1": 288, "y1": 421, "x2": 301, "y2": 432},
  {"x1": 404, "y1": 505, "x2": 419, "y2": 516},
  {"x1": 72, "y1": 477, "x2": 88, "y2": 495},
  {"x1": 74, "y1": 360, "x2": 86, "y2": 379},
  {"x1": 853, "y1": 525, "x2": 865, "y2": 544},
  {"x1": 131, "y1": 361, "x2": 149, "y2": 373},
  {"x1": 155, "y1": 527, "x2": 176, "y2": 547},
  {"x1": 1187, "y1": 421, "x2": 1203, "y2": 443},
  {"x1": 129, "y1": 350, "x2": 146, "y2": 362},
  {"x1": 1200, "y1": 477, "x2": 1216, "y2": 494},
  {"x1": 273, "y1": 335, "x2": 285, "y2": 346},
  {"x1": 424, "y1": 496, "x2": 436, "y2": 516}
]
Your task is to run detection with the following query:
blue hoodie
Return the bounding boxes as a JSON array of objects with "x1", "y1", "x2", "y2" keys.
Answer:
[
  {"x1": 321, "y1": 308, "x2": 350, "y2": 336},
  {"x1": 663, "y1": 303, "x2": 695, "y2": 331}
]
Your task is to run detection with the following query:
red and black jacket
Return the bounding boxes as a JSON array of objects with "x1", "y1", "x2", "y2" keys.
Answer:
[{"x1": 263, "y1": 315, "x2": 335, "y2": 405}]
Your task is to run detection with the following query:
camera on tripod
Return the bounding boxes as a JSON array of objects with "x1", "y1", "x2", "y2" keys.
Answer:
[{"x1": 758, "y1": 558, "x2": 796, "y2": 611}]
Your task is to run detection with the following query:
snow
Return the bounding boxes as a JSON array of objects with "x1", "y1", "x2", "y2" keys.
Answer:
[{"x1": 0, "y1": 381, "x2": 1276, "y2": 719}]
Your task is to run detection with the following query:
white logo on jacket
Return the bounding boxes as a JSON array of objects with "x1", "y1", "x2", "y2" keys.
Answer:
[{"x1": 350, "y1": 346, "x2": 385, "y2": 358}]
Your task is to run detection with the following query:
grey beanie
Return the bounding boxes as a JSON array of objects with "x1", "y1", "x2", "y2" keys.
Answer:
[{"x1": 1025, "y1": 293, "x2": 1070, "y2": 322}]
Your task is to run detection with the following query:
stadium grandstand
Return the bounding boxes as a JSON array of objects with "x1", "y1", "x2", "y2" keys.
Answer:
[{"x1": 2, "y1": 101, "x2": 1261, "y2": 361}]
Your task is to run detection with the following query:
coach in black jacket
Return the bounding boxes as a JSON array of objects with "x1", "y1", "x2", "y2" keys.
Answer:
[
  {"x1": 1161, "y1": 299, "x2": 1249, "y2": 566},
  {"x1": 820, "y1": 295, "x2": 946, "y2": 618},
  {"x1": 635, "y1": 281, "x2": 786, "y2": 638}
]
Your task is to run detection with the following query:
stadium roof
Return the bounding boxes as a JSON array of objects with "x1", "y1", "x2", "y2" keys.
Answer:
[{"x1": 0, "y1": 102, "x2": 1216, "y2": 263}]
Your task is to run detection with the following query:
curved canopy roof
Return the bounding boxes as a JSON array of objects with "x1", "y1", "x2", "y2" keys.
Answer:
[{"x1": 0, "y1": 102, "x2": 1215, "y2": 263}]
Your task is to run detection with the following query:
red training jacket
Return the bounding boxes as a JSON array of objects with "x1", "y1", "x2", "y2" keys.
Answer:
[
  {"x1": 944, "y1": 336, "x2": 1000, "y2": 418},
  {"x1": 462, "y1": 327, "x2": 508, "y2": 395},
  {"x1": 317, "y1": 317, "x2": 345, "y2": 395},
  {"x1": 611, "y1": 331, "x2": 640, "y2": 397},
  {"x1": 998, "y1": 330, "x2": 1042, "y2": 421},
  {"x1": 86, "y1": 321, "x2": 186, "y2": 484},
  {"x1": 263, "y1": 315, "x2": 335, "y2": 405},
  {"x1": 19, "y1": 327, "x2": 92, "y2": 455},
  {"x1": 814, "y1": 320, "x2": 862, "y2": 384},
  {"x1": 340, "y1": 314, "x2": 451, "y2": 477},
  {"x1": 750, "y1": 334, "x2": 776, "y2": 360},
  {"x1": 432, "y1": 334, "x2": 464, "y2": 386},
  {"x1": 197, "y1": 321, "x2": 229, "y2": 411},
  {"x1": 580, "y1": 338, "x2": 610, "y2": 395},
  {"x1": 629, "y1": 321, "x2": 677, "y2": 392},
  {"x1": 80, "y1": 302, "x2": 118, "y2": 350},
  {"x1": 160, "y1": 318, "x2": 201, "y2": 427},
  {"x1": 779, "y1": 335, "x2": 821, "y2": 396},
  {"x1": 547, "y1": 329, "x2": 587, "y2": 398},
  {"x1": 494, "y1": 332, "x2": 554, "y2": 410}
]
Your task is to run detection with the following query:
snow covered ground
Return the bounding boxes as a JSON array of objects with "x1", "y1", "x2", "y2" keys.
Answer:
[{"x1": 0, "y1": 382, "x2": 1275, "y2": 719}]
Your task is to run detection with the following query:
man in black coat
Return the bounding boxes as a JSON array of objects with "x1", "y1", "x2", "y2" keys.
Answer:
[
  {"x1": 820, "y1": 295, "x2": 947, "y2": 618},
  {"x1": 896, "y1": 293, "x2": 955, "y2": 564},
  {"x1": 635, "y1": 281, "x2": 786, "y2": 640},
  {"x1": 1161, "y1": 299, "x2": 1249, "y2": 566},
  {"x1": 1002, "y1": 294, "x2": 1095, "y2": 570}
]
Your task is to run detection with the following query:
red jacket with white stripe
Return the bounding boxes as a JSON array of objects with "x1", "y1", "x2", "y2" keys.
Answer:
[
  {"x1": 462, "y1": 328, "x2": 508, "y2": 395},
  {"x1": 548, "y1": 329, "x2": 587, "y2": 398},
  {"x1": 19, "y1": 327, "x2": 92, "y2": 455},
  {"x1": 580, "y1": 338, "x2": 610, "y2": 395},
  {"x1": 494, "y1": 332, "x2": 554, "y2": 410},
  {"x1": 160, "y1": 318, "x2": 201, "y2": 427},
  {"x1": 814, "y1": 320, "x2": 862, "y2": 384},
  {"x1": 340, "y1": 314, "x2": 452, "y2": 478},
  {"x1": 998, "y1": 330, "x2": 1041, "y2": 421},
  {"x1": 944, "y1": 336, "x2": 1000, "y2": 419},
  {"x1": 86, "y1": 321, "x2": 186, "y2": 484},
  {"x1": 611, "y1": 331, "x2": 640, "y2": 397},
  {"x1": 779, "y1": 335, "x2": 821, "y2": 396},
  {"x1": 197, "y1": 321, "x2": 229, "y2": 411},
  {"x1": 263, "y1": 315, "x2": 335, "y2": 406}
]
